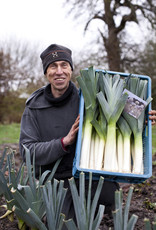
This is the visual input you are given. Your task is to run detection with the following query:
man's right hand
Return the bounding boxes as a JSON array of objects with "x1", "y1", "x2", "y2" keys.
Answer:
[{"x1": 63, "y1": 114, "x2": 80, "y2": 147}]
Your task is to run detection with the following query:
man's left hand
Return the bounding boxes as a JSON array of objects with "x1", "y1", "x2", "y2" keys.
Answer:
[{"x1": 148, "y1": 110, "x2": 156, "y2": 125}]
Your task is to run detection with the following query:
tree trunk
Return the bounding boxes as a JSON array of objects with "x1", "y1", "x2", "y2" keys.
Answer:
[
  {"x1": 104, "y1": 29, "x2": 122, "y2": 72},
  {"x1": 103, "y1": 0, "x2": 122, "y2": 72}
]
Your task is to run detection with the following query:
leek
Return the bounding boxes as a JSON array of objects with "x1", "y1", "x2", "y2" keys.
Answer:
[
  {"x1": 123, "y1": 76, "x2": 152, "y2": 174},
  {"x1": 65, "y1": 172, "x2": 105, "y2": 230},
  {"x1": 89, "y1": 131, "x2": 96, "y2": 169},
  {"x1": 91, "y1": 72, "x2": 107, "y2": 170},
  {"x1": 116, "y1": 129, "x2": 124, "y2": 173},
  {"x1": 113, "y1": 187, "x2": 138, "y2": 230},
  {"x1": 97, "y1": 74, "x2": 128, "y2": 172},
  {"x1": 76, "y1": 67, "x2": 98, "y2": 169},
  {"x1": 117, "y1": 116, "x2": 132, "y2": 173},
  {"x1": 76, "y1": 67, "x2": 152, "y2": 175},
  {"x1": 91, "y1": 105, "x2": 107, "y2": 170}
]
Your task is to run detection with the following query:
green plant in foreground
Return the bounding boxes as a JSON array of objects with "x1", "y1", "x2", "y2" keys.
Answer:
[
  {"x1": 1, "y1": 147, "x2": 156, "y2": 230},
  {"x1": 11, "y1": 145, "x2": 62, "y2": 230},
  {"x1": 112, "y1": 187, "x2": 138, "y2": 230},
  {"x1": 144, "y1": 218, "x2": 156, "y2": 230},
  {"x1": 144, "y1": 197, "x2": 156, "y2": 210},
  {"x1": 42, "y1": 180, "x2": 67, "y2": 230},
  {"x1": 64, "y1": 172, "x2": 105, "y2": 230},
  {"x1": 112, "y1": 186, "x2": 156, "y2": 230},
  {"x1": 0, "y1": 148, "x2": 25, "y2": 222},
  {"x1": 0, "y1": 146, "x2": 62, "y2": 230}
]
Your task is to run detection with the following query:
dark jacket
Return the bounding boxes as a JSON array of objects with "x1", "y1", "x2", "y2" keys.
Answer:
[{"x1": 19, "y1": 81, "x2": 80, "y2": 179}]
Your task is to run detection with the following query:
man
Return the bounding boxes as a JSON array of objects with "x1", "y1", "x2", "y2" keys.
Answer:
[
  {"x1": 19, "y1": 44, "x2": 120, "y2": 226},
  {"x1": 19, "y1": 44, "x2": 156, "y2": 228},
  {"x1": 20, "y1": 44, "x2": 80, "y2": 181}
]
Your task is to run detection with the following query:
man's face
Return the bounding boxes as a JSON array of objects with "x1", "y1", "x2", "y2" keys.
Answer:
[{"x1": 46, "y1": 61, "x2": 72, "y2": 97}]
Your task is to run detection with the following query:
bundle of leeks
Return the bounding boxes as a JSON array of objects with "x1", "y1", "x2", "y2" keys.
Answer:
[{"x1": 77, "y1": 67, "x2": 152, "y2": 174}]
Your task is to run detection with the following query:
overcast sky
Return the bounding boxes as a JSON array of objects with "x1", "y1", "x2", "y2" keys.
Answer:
[
  {"x1": 0, "y1": 0, "x2": 149, "y2": 58},
  {"x1": 0, "y1": 0, "x2": 94, "y2": 54}
]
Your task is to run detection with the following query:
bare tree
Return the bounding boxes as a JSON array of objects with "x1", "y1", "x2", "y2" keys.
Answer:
[
  {"x1": 0, "y1": 38, "x2": 46, "y2": 96},
  {"x1": 127, "y1": 38, "x2": 156, "y2": 107},
  {"x1": 0, "y1": 38, "x2": 48, "y2": 123},
  {"x1": 0, "y1": 50, "x2": 14, "y2": 95},
  {"x1": 64, "y1": 0, "x2": 156, "y2": 72}
]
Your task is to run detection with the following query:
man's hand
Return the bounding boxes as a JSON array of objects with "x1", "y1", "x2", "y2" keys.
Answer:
[
  {"x1": 148, "y1": 110, "x2": 156, "y2": 125},
  {"x1": 63, "y1": 115, "x2": 80, "y2": 147}
]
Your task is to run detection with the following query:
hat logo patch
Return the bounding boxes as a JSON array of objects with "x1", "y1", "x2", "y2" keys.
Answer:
[{"x1": 52, "y1": 52, "x2": 58, "y2": 58}]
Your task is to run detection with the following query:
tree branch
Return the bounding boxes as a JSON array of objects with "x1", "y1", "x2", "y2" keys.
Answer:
[
  {"x1": 84, "y1": 13, "x2": 106, "y2": 32},
  {"x1": 116, "y1": 4, "x2": 138, "y2": 33}
]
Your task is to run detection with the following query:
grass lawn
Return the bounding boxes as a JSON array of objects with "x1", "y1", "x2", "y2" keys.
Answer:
[
  {"x1": 152, "y1": 125, "x2": 156, "y2": 154},
  {"x1": 0, "y1": 123, "x2": 21, "y2": 144},
  {"x1": 0, "y1": 123, "x2": 156, "y2": 154}
]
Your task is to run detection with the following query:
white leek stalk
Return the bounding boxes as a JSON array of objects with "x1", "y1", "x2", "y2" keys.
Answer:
[
  {"x1": 80, "y1": 118, "x2": 93, "y2": 168},
  {"x1": 122, "y1": 110, "x2": 144, "y2": 174},
  {"x1": 103, "y1": 122, "x2": 118, "y2": 171},
  {"x1": 116, "y1": 129, "x2": 124, "y2": 173},
  {"x1": 97, "y1": 74, "x2": 128, "y2": 172},
  {"x1": 76, "y1": 67, "x2": 98, "y2": 169},
  {"x1": 91, "y1": 106, "x2": 107, "y2": 170},
  {"x1": 117, "y1": 116, "x2": 132, "y2": 173},
  {"x1": 89, "y1": 131, "x2": 96, "y2": 169}
]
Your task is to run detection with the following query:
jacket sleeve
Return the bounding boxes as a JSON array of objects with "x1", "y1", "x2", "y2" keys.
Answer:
[{"x1": 19, "y1": 108, "x2": 69, "y2": 166}]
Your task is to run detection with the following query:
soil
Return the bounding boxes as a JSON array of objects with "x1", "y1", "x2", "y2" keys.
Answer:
[{"x1": 0, "y1": 143, "x2": 156, "y2": 230}]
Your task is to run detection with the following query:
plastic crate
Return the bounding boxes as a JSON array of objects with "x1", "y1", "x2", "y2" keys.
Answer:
[{"x1": 72, "y1": 70, "x2": 152, "y2": 184}]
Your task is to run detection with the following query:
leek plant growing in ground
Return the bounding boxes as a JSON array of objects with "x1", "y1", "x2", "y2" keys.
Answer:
[
  {"x1": 111, "y1": 186, "x2": 156, "y2": 230},
  {"x1": 64, "y1": 172, "x2": 105, "y2": 230},
  {"x1": 1, "y1": 148, "x2": 156, "y2": 230},
  {"x1": 112, "y1": 187, "x2": 138, "y2": 230},
  {"x1": 42, "y1": 180, "x2": 67, "y2": 230},
  {"x1": 144, "y1": 218, "x2": 156, "y2": 230},
  {"x1": 11, "y1": 146, "x2": 63, "y2": 230},
  {"x1": 0, "y1": 146, "x2": 62, "y2": 230},
  {"x1": 0, "y1": 148, "x2": 25, "y2": 223}
]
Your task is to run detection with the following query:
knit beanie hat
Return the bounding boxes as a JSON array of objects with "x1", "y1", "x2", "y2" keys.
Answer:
[{"x1": 40, "y1": 44, "x2": 73, "y2": 74}]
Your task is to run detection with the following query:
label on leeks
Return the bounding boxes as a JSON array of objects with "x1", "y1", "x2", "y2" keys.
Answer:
[{"x1": 123, "y1": 89, "x2": 148, "y2": 119}]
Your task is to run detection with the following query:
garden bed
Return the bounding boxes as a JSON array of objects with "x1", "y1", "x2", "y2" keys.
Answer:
[{"x1": 0, "y1": 143, "x2": 156, "y2": 229}]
